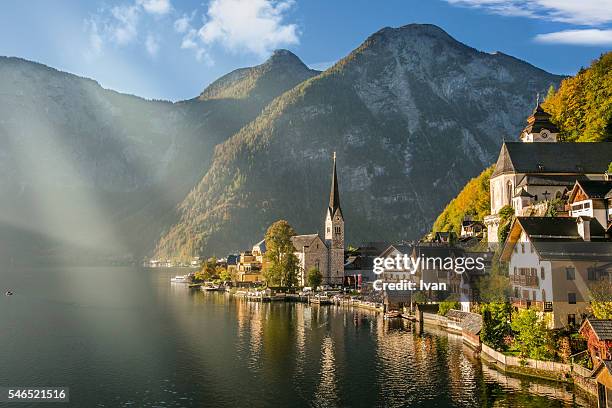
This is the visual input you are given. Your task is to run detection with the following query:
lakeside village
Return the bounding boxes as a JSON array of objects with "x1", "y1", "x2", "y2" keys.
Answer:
[{"x1": 147, "y1": 106, "x2": 612, "y2": 405}]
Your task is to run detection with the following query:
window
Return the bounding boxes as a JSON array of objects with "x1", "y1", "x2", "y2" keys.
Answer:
[
  {"x1": 588, "y1": 268, "x2": 597, "y2": 281},
  {"x1": 542, "y1": 289, "x2": 546, "y2": 302},
  {"x1": 568, "y1": 314, "x2": 576, "y2": 326},
  {"x1": 521, "y1": 243, "x2": 525, "y2": 253},
  {"x1": 566, "y1": 267, "x2": 575, "y2": 280},
  {"x1": 334, "y1": 226, "x2": 341, "y2": 234},
  {"x1": 568, "y1": 292, "x2": 576, "y2": 304},
  {"x1": 540, "y1": 267, "x2": 545, "y2": 280}
]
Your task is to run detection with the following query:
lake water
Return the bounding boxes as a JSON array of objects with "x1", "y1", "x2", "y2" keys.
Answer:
[{"x1": 0, "y1": 267, "x2": 595, "y2": 407}]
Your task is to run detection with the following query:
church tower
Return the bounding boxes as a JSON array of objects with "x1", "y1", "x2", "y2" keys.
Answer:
[
  {"x1": 324, "y1": 153, "x2": 344, "y2": 286},
  {"x1": 519, "y1": 104, "x2": 559, "y2": 143}
]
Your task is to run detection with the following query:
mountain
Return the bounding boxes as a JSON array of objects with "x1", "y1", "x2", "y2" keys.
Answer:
[
  {"x1": 0, "y1": 51, "x2": 317, "y2": 263},
  {"x1": 153, "y1": 24, "x2": 563, "y2": 260}
]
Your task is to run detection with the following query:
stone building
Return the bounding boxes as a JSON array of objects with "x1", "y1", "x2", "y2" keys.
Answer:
[{"x1": 292, "y1": 153, "x2": 345, "y2": 286}]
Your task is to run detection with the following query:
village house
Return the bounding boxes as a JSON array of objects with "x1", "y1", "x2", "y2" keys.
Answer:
[
  {"x1": 485, "y1": 105, "x2": 612, "y2": 246},
  {"x1": 580, "y1": 318, "x2": 612, "y2": 363},
  {"x1": 236, "y1": 250, "x2": 264, "y2": 283},
  {"x1": 460, "y1": 219, "x2": 485, "y2": 238},
  {"x1": 591, "y1": 360, "x2": 612, "y2": 408},
  {"x1": 501, "y1": 216, "x2": 612, "y2": 329},
  {"x1": 568, "y1": 180, "x2": 612, "y2": 231}
]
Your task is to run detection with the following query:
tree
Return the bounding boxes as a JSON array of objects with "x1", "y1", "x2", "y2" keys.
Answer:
[
  {"x1": 542, "y1": 51, "x2": 612, "y2": 142},
  {"x1": 438, "y1": 295, "x2": 460, "y2": 316},
  {"x1": 218, "y1": 267, "x2": 231, "y2": 282},
  {"x1": 511, "y1": 308, "x2": 554, "y2": 360},
  {"x1": 497, "y1": 205, "x2": 515, "y2": 244},
  {"x1": 589, "y1": 280, "x2": 612, "y2": 319},
  {"x1": 608, "y1": 161, "x2": 612, "y2": 174},
  {"x1": 480, "y1": 302, "x2": 512, "y2": 351},
  {"x1": 306, "y1": 267, "x2": 323, "y2": 290},
  {"x1": 263, "y1": 220, "x2": 299, "y2": 288},
  {"x1": 201, "y1": 257, "x2": 217, "y2": 280}
]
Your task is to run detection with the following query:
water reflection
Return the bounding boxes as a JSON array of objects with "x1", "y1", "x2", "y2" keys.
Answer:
[{"x1": 1, "y1": 267, "x2": 596, "y2": 407}]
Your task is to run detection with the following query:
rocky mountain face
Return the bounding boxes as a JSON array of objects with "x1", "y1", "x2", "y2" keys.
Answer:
[
  {"x1": 154, "y1": 24, "x2": 563, "y2": 260},
  {"x1": 0, "y1": 52, "x2": 317, "y2": 262}
]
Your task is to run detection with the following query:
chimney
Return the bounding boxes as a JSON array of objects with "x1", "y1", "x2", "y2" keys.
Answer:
[{"x1": 577, "y1": 216, "x2": 591, "y2": 242}]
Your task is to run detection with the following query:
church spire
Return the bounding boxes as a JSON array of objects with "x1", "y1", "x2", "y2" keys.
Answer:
[{"x1": 328, "y1": 152, "x2": 342, "y2": 218}]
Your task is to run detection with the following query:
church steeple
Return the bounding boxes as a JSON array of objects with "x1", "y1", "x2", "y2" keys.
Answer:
[
  {"x1": 328, "y1": 152, "x2": 343, "y2": 218},
  {"x1": 519, "y1": 104, "x2": 559, "y2": 143}
]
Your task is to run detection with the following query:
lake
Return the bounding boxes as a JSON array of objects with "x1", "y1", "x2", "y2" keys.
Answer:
[{"x1": 0, "y1": 267, "x2": 594, "y2": 407}]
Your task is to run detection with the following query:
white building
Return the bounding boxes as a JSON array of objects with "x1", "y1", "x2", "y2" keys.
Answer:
[{"x1": 501, "y1": 216, "x2": 612, "y2": 329}]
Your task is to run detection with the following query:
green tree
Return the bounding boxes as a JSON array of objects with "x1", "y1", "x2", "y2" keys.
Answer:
[
  {"x1": 589, "y1": 280, "x2": 612, "y2": 319},
  {"x1": 306, "y1": 267, "x2": 323, "y2": 290},
  {"x1": 608, "y1": 161, "x2": 612, "y2": 174},
  {"x1": 497, "y1": 205, "x2": 515, "y2": 244},
  {"x1": 511, "y1": 308, "x2": 554, "y2": 360},
  {"x1": 438, "y1": 296, "x2": 460, "y2": 316},
  {"x1": 480, "y1": 302, "x2": 512, "y2": 351},
  {"x1": 263, "y1": 220, "x2": 299, "y2": 288}
]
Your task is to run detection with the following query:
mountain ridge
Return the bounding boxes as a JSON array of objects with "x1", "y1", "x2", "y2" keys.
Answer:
[{"x1": 153, "y1": 24, "x2": 563, "y2": 260}]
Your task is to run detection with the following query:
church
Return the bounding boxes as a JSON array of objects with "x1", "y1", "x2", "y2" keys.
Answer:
[
  {"x1": 485, "y1": 105, "x2": 612, "y2": 246},
  {"x1": 292, "y1": 153, "x2": 345, "y2": 287}
]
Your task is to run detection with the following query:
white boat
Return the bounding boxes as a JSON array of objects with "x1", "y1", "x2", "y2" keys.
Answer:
[{"x1": 170, "y1": 275, "x2": 191, "y2": 283}]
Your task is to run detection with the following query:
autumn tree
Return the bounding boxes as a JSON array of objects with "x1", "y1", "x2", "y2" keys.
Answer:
[
  {"x1": 263, "y1": 220, "x2": 299, "y2": 288},
  {"x1": 589, "y1": 280, "x2": 612, "y2": 319},
  {"x1": 542, "y1": 52, "x2": 612, "y2": 142},
  {"x1": 307, "y1": 267, "x2": 323, "y2": 290}
]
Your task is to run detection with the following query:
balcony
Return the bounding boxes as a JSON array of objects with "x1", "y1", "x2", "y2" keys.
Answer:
[
  {"x1": 510, "y1": 274, "x2": 539, "y2": 287},
  {"x1": 510, "y1": 298, "x2": 553, "y2": 312}
]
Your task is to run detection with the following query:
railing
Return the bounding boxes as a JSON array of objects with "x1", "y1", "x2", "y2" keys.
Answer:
[{"x1": 510, "y1": 274, "x2": 539, "y2": 287}]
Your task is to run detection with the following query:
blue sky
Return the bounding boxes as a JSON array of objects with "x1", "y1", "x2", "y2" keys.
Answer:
[{"x1": 1, "y1": 0, "x2": 610, "y2": 101}]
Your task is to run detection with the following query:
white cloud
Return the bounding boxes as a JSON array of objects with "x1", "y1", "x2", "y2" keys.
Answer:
[
  {"x1": 110, "y1": 5, "x2": 140, "y2": 45},
  {"x1": 446, "y1": 0, "x2": 612, "y2": 25},
  {"x1": 137, "y1": 0, "x2": 172, "y2": 15},
  {"x1": 197, "y1": 0, "x2": 299, "y2": 56},
  {"x1": 535, "y1": 28, "x2": 612, "y2": 45},
  {"x1": 174, "y1": 14, "x2": 192, "y2": 33},
  {"x1": 84, "y1": 20, "x2": 104, "y2": 60},
  {"x1": 145, "y1": 33, "x2": 160, "y2": 55}
]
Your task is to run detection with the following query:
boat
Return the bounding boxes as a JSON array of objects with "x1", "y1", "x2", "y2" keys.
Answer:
[
  {"x1": 170, "y1": 275, "x2": 191, "y2": 283},
  {"x1": 384, "y1": 310, "x2": 402, "y2": 319},
  {"x1": 310, "y1": 295, "x2": 332, "y2": 305}
]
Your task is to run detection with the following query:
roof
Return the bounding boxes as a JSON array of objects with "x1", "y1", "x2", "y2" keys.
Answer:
[
  {"x1": 252, "y1": 239, "x2": 266, "y2": 252},
  {"x1": 502, "y1": 216, "x2": 612, "y2": 261},
  {"x1": 491, "y1": 142, "x2": 612, "y2": 178},
  {"x1": 462, "y1": 220, "x2": 485, "y2": 227},
  {"x1": 585, "y1": 319, "x2": 612, "y2": 341},
  {"x1": 514, "y1": 187, "x2": 534, "y2": 198},
  {"x1": 379, "y1": 244, "x2": 413, "y2": 257},
  {"x1": 413, "y1": 243, "x2": 464, "y2": 259},
  {"x1": 522, "y1": 104, "x2": 560, "y2": 135},
  {"x1": 517, "y1": 174, "x2": 586, "y2": 187},
  {"x1": 446, "y1": 309, "x2": 483, "y2": 335},
  {"x1": 328, "y1": 153, "x2": 343, "y2": 219},
  {"x1": 291, "y1": 234, "x2": 321, "y2": 250},
  {"x1": 569, "y1": 180, "x2": 612, "y2": 202},
  {"x1": 591, "y1": 360, "x2": 612, "y2": 378}
]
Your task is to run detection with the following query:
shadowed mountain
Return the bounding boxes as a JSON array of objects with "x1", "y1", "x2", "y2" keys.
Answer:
[
  {"x1": 0, "y1": 51, "x2": 317, "y2": 263},
  {"x1": 154, "y1": 24, "x2": 563, "y2": 260}
]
